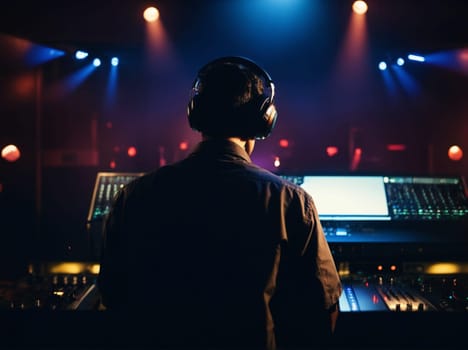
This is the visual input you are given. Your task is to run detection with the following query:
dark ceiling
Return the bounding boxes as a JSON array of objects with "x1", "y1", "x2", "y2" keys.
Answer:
[{"x1": 0, "y1": 0, "x2": 467, "y2": 54}]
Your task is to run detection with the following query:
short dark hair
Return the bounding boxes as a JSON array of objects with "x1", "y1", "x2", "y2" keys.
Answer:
[{"x1": 198, "y1": 62, "x2": 264, "y2": 110}]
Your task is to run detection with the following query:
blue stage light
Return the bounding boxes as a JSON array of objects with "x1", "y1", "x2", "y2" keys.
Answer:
[
  {"x1": 378, "y1": 61, "x2": 387, "y2": 71},
  {"x1": 407, "y1": 54, "x2": 425, "y2": 62},
  {"x1": 75, "y1": 50, "x2": 89, "y2": 59},
  {"x1": 396, "y1": 57, "x2": 405, "y2": 66},
  {"x1": 111, "y1": 57, "x2": 119, "y2": 66},
  {"x1": 93, "y1": 58, "x2": 101, "y2": 67}
]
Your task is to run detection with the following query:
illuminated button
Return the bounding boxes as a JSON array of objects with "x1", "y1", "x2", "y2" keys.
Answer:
[
  {"x1": 336, "y1": 228, "x2": 348, "y2": 236},
  {"x1": 344, "y1": 287, "x2": 359, "y2": 312}
]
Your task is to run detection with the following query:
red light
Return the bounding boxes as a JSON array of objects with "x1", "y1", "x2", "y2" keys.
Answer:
[
  {"x1": 387, "y1": 144, "x2": 406, "y2": 151},
  {"x1": 109, "y1": 160, "x2": 116, "y2": 169},
  {"x1": 127, "y1": 146, "x2": 137, "y2": 157},
  {"x1": 350, "y1": 147, "x2": 362, "y2": 171},
  {"x1": 179, "y1": 141, "x2": 188, "y2": 151},
  {"x1": 106, "y1": 121, "x2": 113, "y2": 129},
  {"x1": 372, "y1": 294, "x2": 379, "y2": 304},
  {"x1": 326, "y1": 146, "x2": 339, "y2": 157},
  {"x1": 1, "y1": 144, "x2": 21, "y2": 162},
  {"x1": 279, "y1": 139, "x2": 289, "y2": 148}
]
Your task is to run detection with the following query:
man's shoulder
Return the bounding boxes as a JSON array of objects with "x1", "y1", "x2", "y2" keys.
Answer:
[
  {"x1": 133, "y1": 165, "x2": 178, "y2": 183},
  {"x1": 249, "y1": 167, "x2": 307, "y2": 193},
  {"x1": 121, "y1": 166, "x2": 173, "y2": 193}
]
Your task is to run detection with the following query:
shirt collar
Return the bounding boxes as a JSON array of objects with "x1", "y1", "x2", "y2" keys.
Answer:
[{"x1": 190, "y1": 139, "x2": 252, "y2": 163}]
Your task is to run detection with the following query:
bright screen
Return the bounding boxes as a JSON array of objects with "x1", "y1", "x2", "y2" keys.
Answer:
[{"x1": 300, "y1": 176, "x2": 390, "y2": 221}]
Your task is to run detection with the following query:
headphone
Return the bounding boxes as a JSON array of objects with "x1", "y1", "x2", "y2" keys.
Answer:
[{"x1": 187, "y1": 56, "x2": 278, "y2": 140}]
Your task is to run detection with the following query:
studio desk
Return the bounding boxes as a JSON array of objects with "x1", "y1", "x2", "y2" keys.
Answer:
[
  {"x1": 1, "y1": 252, "x2": 467, "y2": 350},
  {"x1": 1, "y1": 173, "x2": 467, "y2": 348}
]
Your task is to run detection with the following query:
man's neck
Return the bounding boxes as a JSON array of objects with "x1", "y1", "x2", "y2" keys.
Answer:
[{"x1": 201, "y1": 135, "x2": 255, "y2": 155}]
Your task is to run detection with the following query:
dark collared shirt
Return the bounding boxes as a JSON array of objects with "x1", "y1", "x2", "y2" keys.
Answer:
[{"x1": 98, "y1": 139, "x2": 342, "y2": 349}]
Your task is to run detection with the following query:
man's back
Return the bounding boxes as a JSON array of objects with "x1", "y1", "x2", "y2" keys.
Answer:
[{"x1": 98, "y1": 139, "x2": 341, "y2": 349}]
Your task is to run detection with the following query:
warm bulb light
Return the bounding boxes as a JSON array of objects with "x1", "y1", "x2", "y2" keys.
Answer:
[
  {"x1": 274, "y1": 156, "x2": 280, "y2": 168},
  {"x1": 448, "y1": 145, "x2": 463, "y2": 161},
  {"x1": 144, "y1": 7, "x2": 160, "y2": 22},
  {"x1": 352, "y1": 1, "x2": 368, "y2": 15}
]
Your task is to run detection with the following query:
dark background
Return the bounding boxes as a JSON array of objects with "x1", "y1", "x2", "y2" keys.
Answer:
[{"x1": 0, "y1": 0, "x2": 467, "y2": 273}]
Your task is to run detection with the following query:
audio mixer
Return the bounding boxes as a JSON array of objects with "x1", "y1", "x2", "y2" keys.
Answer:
[
  {"x1": 339, "y1": 270, "x2": 468, "y2": 313},
  {"x1": 0, "y1": 262, "x2": 99, "y2": 311}
]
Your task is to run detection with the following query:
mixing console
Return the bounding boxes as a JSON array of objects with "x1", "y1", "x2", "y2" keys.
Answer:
[
  {"x1": 340, "y1": 280, "x2": 438, "y2": 312},
  {"x1": 338, "y1": 262, "x2": 468, "y2": 313},
  {"x1": 0, "y1": 262, "x2": 99, "y2": 311}
]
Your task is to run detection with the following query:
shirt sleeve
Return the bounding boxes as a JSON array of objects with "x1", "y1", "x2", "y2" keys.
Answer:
[
  {"x1": 272, "y1": 186, "x2": 343, "y2": 347},
  {"x1": 284, "y1": 186, "x2": 342, "y2": 310},
  {"x1": 96, "y1": 187, "x2": 130, "y2": 309},
  {"x1": 307, "y1": 196, "x2": 343, "y2": 309}
]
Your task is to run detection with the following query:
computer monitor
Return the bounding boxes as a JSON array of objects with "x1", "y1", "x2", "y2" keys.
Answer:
[
  {"x1": 280, "y1": 175, "x2": 468, "y2": 243},
  {"x1": 86, "y1": 172, "x2": 145, "y2": 259}
]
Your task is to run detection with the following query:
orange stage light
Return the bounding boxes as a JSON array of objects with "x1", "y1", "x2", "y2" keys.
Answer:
[
  {"x1": 143, "y1": 7, "x2": 160, "y2": 23},
  {"x1": 448, "y1": 145, "x2": 463, "y2": 161},
  {"x1": 352, "y1": 1, "x2": 368, "y2": 15}
]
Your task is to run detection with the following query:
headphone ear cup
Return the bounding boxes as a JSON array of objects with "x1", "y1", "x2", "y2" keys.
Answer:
[
  {"x1": 260, "y1": 100, "x2": 278, "y2": 138},
  {"x1": 187, "y1": 93, "x2": 202, "y2": 132},
  {"x1": 244, "y1": 96, "x2": 277, "y2": 139}
]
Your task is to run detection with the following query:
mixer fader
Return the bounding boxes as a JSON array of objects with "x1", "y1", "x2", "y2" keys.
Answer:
[
  {"x1": 375, "y1": 283, "x2": 435, "y2": 311},
  {"x1": 339, "y1": 265, "x2": 468, "y2": 313}
]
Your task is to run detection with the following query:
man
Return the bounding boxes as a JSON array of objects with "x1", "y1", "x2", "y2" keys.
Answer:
[{"x1": 97, "y1": 56, "x2": 342, "y2": 349}]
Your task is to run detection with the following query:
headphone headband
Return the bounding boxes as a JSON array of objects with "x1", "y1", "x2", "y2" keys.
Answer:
[{"x1": 194, "y1": 56, "x2": 275, "y2": 99}]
